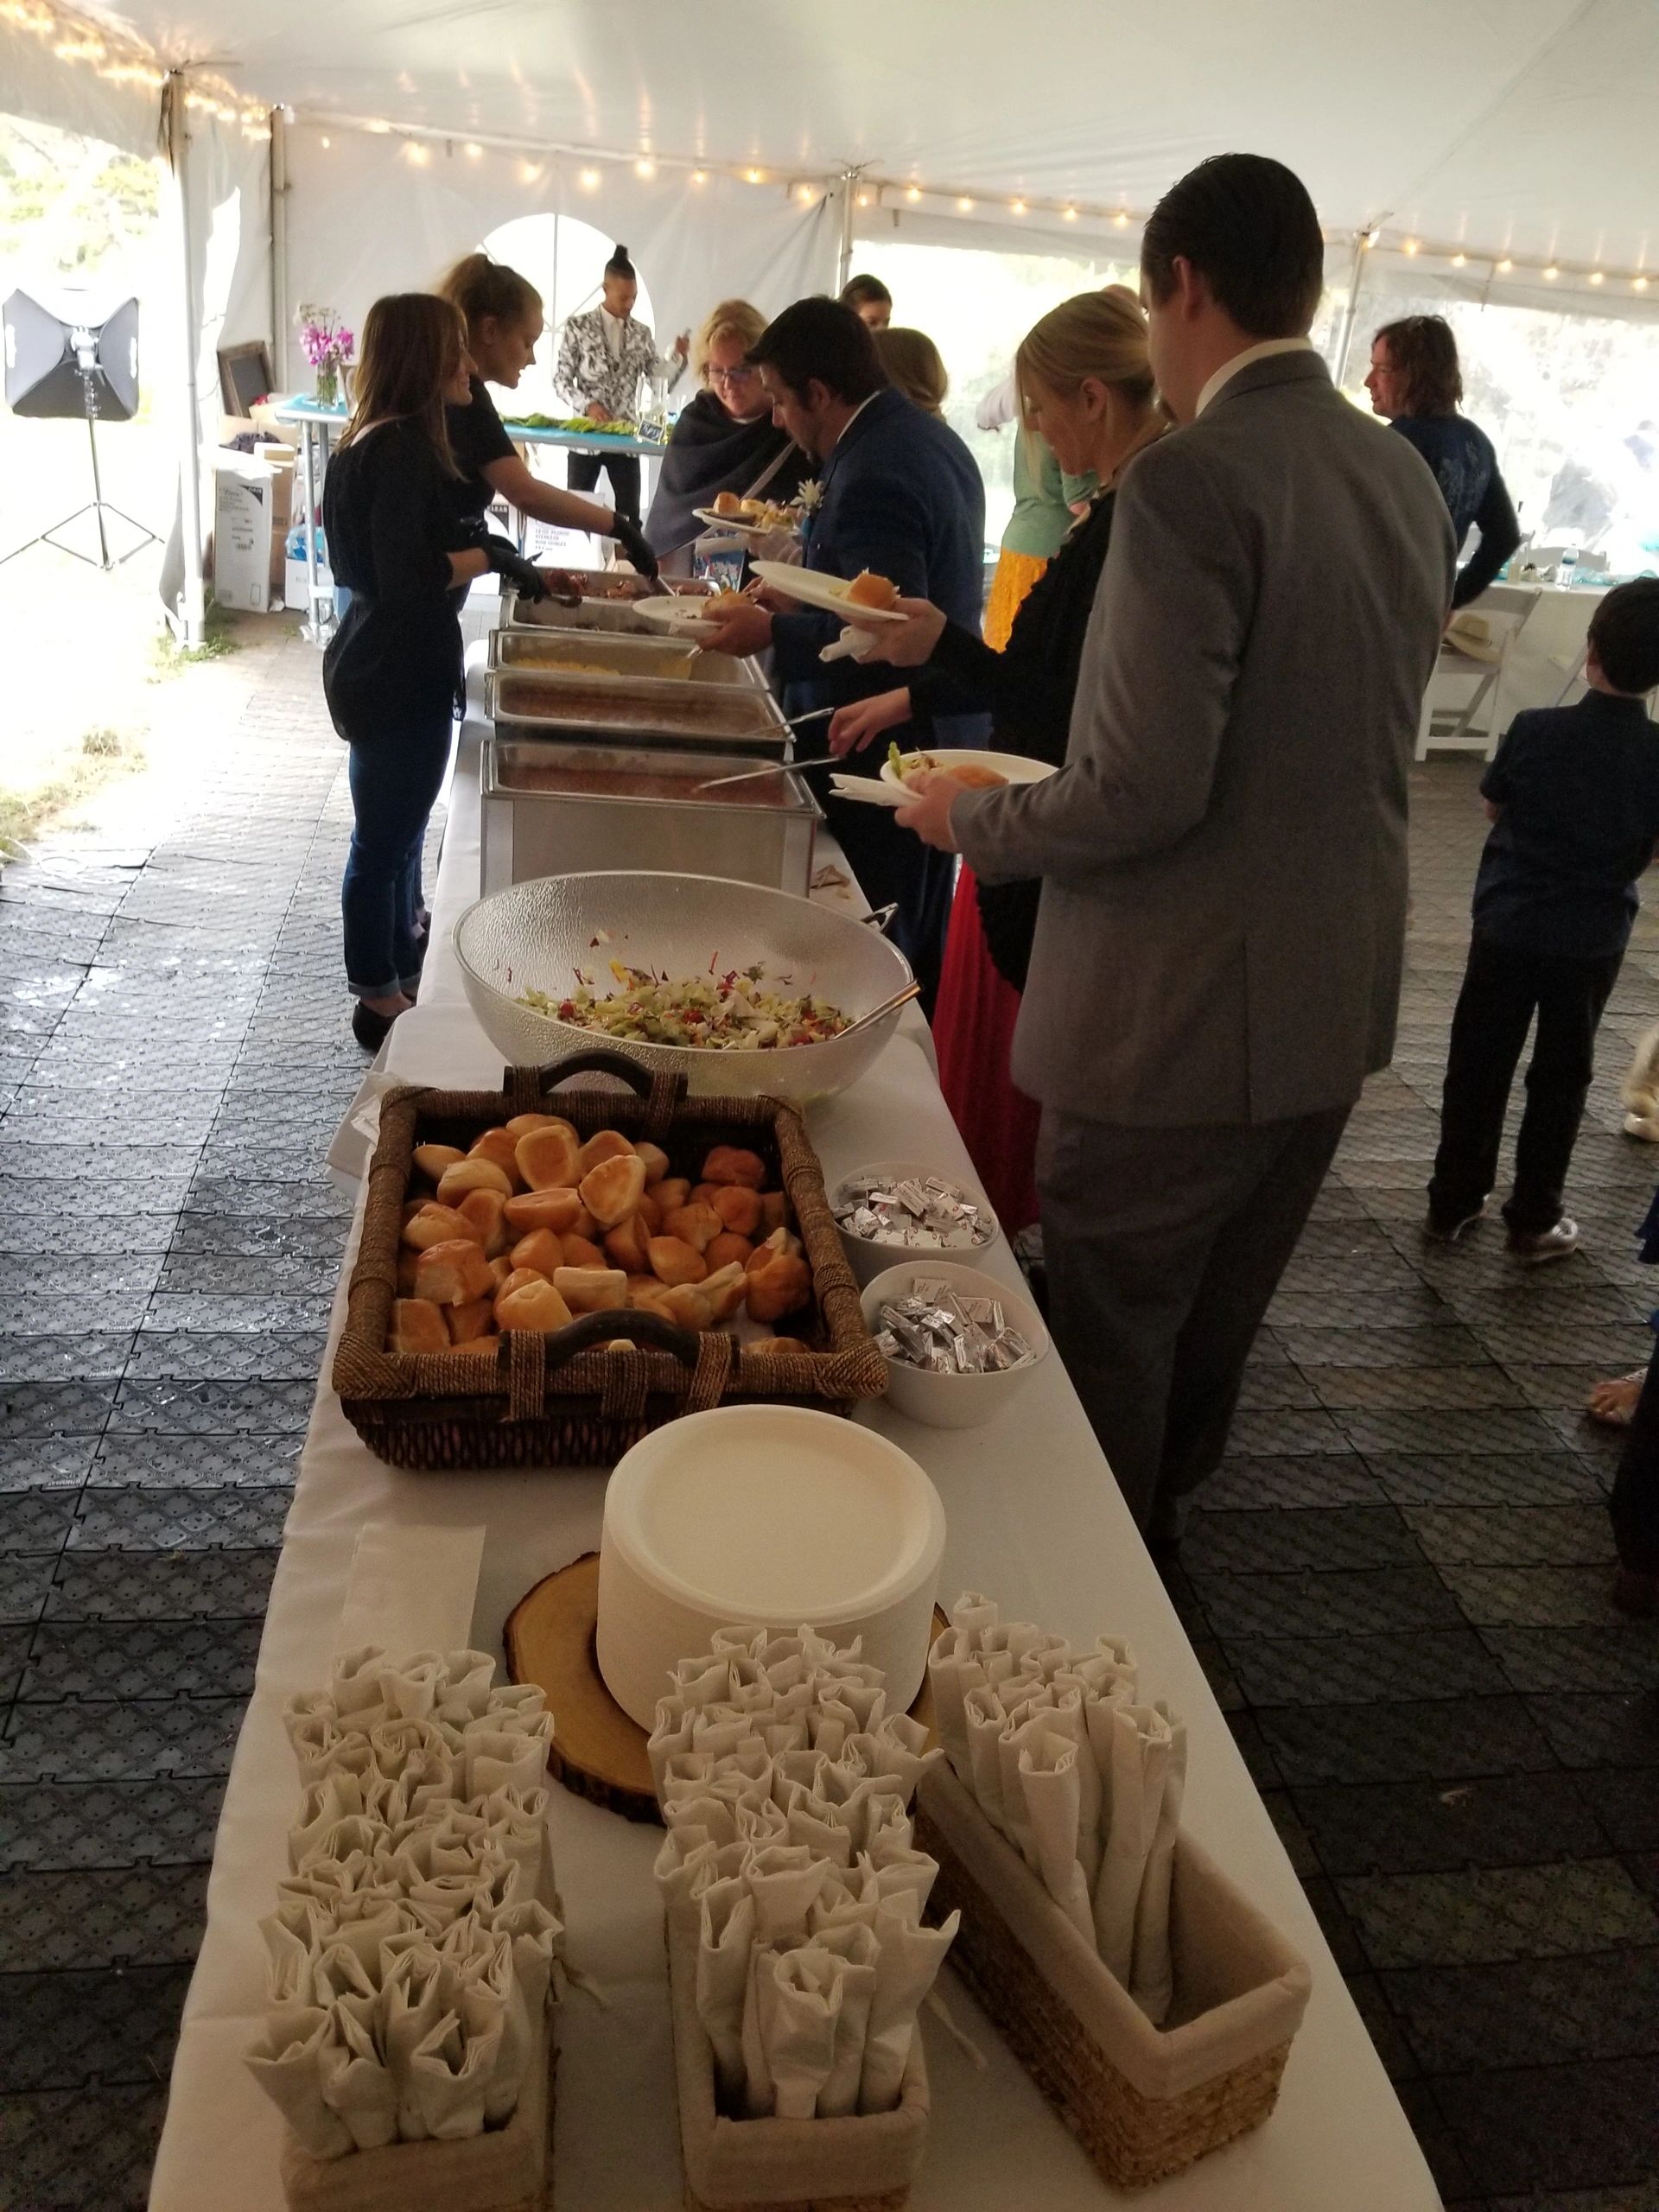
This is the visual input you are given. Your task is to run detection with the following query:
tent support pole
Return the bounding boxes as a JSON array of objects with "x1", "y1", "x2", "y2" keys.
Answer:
[
  {"x1": 163, "y1": 71, "x2": 207, "y2": 647},
  {"x1": 270, "y1": 105, "x2": 289, "y2": 388},
  {"x1": 1332, "y1": 236, "x2": 1370, "y2": 389},
  {"x1": 836, "y1": 168, "x2": 858, "y2": 291}
]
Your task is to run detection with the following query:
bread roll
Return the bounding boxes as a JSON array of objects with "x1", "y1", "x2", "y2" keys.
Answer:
[
  {"x1": 636, "y1": 1190, "x2": 664, "y2": 1236},
  {"x1": 748, "y1": 1225, "x2": 804, "y2": 1269},
  {"x1": 438, "y1": 1157, "x2": 513, "y2": 1205},
  {"x1": 702, "y1": 1145, "x2": 767, "y2": 1188},
  {"x1": 413, "y1": 1143, "x2": 467, "y2": 1183},
  {"x1": 689, "y1": 1183, "x2": 721, "y2": 1208},
  {"x1": 415, "y1": 1239, "x2": 497, "y2": 1306},
  {"x1": 699, "y1": 1260, "x2": 748, "y2": 1321},
  {"x1": 568, "y1": 1205, "x2": 600, "y2": 1242},
  {"x1": 391, "y1": 1298, "x2": 450, "y2": 1354},
  {"x1": 581, "y1": 1151, "x2": 646, "y2": 1228},
  {"x1": 467, "y1": 1128, "x2": 524, "y2": 1184},
  {"x1": 402, "y1": 1203, "x2": 477, "y2": 1251},
  {"x1": 504, "y1": 1187, "x2": 582, "y2": 1235},
  {"x1": 845, "y1": 569, "x2": 898, "y2": 610},
  {"x1": 656, "y1": 1178, "x2": 692, "y2": 1215},
  {"x1": 712, "y1": 489, "x2": 743, "y2": 518},
  {"x1": 562, "y1": 1233, "x2": 606, "y2": 1270},
  {"x1": 635, "y1": 1141, "x2": 671, "y2": 1185},
  {"x1": 712, "y1": 1185, "x2": 762, "y2": 1237},
  {"x1": 489, "y1": 1256, "x2": 514, "y2": 1291},
  {"x1": 747, "y1": 1252, "x2": 811, "y2": 1322},
  {"x1": 664, "y1": 1201, "x2": 722, "y2": 1255},
  {"x1": 624, "y1": 1273, "x2": 661, "y2": 1303},
  {"x1": 510, "y1": 1228, "x2": 564, "y2": 1277},
  {"x1": 577, "y1": 1129, "x2": 635, "y2": 1177},
  {"x1": 660, "y1": 1284, "x2": 715, "y2": 1332},
  {"x1": 455, "y1": 1189, "x2": 510, "y2": 1257},
  {"x1": 759, "y1": 1192, "x2": 789, "y2": 1235},
  {"x1": 397, "y1": 1249, "x2": 421, "y2": 1296},
  {"x1": 516, "y1": 1126, "x2": 582, "y2": 1190},
  {"x1": 706, "y1": 1231, "x2": 753, "y2": 1273},
  {"x1": 648, "y1": 1235, "x2": 708, "y2": 1287},
  {"x1": 554, "y1": 1265, "x2": 628, "y2": 1314},
  {"x1": 605, "y1": 1216, "x2": 652, "y2": 1274},
  {"x1": 495, "y1": 1277, "x2": 575, "y2": 1332},
  {"x1": 446, "y1": 1298, "x2": 496, "y2": 1345},
  {"x1": 505, "y1": 1112, "x2": 575, "y2": 1138}
]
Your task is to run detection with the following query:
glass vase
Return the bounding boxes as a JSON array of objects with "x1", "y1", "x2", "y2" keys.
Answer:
[{"x1": 315, "y1": 363, "x2": 340, "y2": 409}]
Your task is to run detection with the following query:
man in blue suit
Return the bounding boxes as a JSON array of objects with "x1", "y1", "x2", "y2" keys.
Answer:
[{"x1": 704, "y1": 296, "x2": 986, "y2": 1007}]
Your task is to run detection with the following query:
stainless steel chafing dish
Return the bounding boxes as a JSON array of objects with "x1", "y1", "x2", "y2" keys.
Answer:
[
  {"x1": 487, "y1": 627, "x2": 766, "y2": 691},
  {"x1": 499, "y1": 570, "x2": 707, "y2": 636},
  {"x1": 486, "y1": 662, "x2": 788, "y2": 754},
  {"x1": 479, "y1": 740, "x2": 821, "y2": 897}
]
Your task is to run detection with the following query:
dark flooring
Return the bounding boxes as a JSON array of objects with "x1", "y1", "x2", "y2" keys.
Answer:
[{"x1": 2, "y1": 652, "x2": 1658, "y2": 2208}]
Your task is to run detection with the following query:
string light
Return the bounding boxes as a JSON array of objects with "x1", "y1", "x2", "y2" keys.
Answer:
[
  {"x1": 905, "y1": 185, "x2": 920, "y2": 202},
  {"x1": 4, "y1": 0, "x2": 269, "y2": 133},
  {"x1": 1402, "y1": 238, "x2": 1420, "y2": 255},
  {"x1": 957, "y1": 195, "x2": 974, "y2": 213},
  {"x1": 1588, "y1": 268, "x2": 1605, "y2": 285},
  {"x1": 690, "y1": 168, "x2": 707, "y2": 185},
  {"x1": 1636, "y1": 276, "x2": 1651, "y2": 292},
  {"x1": 1543, "y1": 264, "x2": 1559, "y2": 279},
  {"x1": 634, "y1": 156, "x2": 655, "y2": 179},
  {"x1": 519, "y1": 159, "x2": 542, "y2": 183},
  {"x1": 1113, "y1": 209, "x2": 1128, "y2": 228},
  {"x1": 1497, "y1": 257, "x2": 1514, "y2": 272},
  {"x1": 796, "y1": 182, "x2": 817, "y2": 203},
  {"x1": 319, "y1": 136, "x2": 331, "y2": 149},
  {"x1": 579, "y1": 166, "x2": 601, "y2": 189},
  {"x1": 403, "y1": 140, "x2": 429, "y2": 165},
  {"x1": 1010, "y1": 198, "x2": 1026, "y2": 215},
  {"x1": 1451, "y1": 251, "x2": 1466, "y2": 267},
  {"x1": 856, "y1": 189, "x2": 872, "y2": 207},
  {"x1": 1061, "y1": 206, "x2": 1078, "y2": 221},
  {"x1": 464, "y1": 141, "x2": 482, "y2": 159}
]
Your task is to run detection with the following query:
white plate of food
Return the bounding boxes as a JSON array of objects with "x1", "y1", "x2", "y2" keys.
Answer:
[
  {"x1": 694, "y1": 502, "x2": 802, "y2": 538},
  {"x1": 750, "y1": 562, "x2": 909, "y2": 622},
  {"x1": 879, "y1": 746, "x2": 1058, "y2": 792},
  {"x1": 632, "y1": 594, "x2": 746, "y2": 639}
]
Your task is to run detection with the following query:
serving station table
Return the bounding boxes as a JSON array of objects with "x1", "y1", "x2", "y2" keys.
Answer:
[
  {"x1": 266, "y1": 395, "x2": 665, "y2": 644},
  {"x1": 149, "y1": 709, "x2": 1441, "y2": 2212}
]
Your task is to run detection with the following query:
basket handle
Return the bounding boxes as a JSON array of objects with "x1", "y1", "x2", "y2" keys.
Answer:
[
  {"x1": 540, "y1": 1306, "x2": 704, "y2": 1371},
  {"x1": 508, "y1": 1049, "x2": 684, "y2": 1141}
]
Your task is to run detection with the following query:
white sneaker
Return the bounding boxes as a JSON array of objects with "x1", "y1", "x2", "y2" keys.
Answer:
[{"x1": 1507, "y1": 1217, "x2": 1580, "y2": 1263}]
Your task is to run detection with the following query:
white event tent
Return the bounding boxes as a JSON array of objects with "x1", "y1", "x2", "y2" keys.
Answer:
[{"x1": 5, "y1": 0, "x2": 1659, "y2": 636}]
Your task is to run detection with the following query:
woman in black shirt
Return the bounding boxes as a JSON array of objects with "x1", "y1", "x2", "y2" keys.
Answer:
[
  {"x1": 829, "y1": 288, "x2": 1164, "y2": 1228},
  {"x1": 322, "y1": 293, "x2": 550, "y2": 1051},
  {"x1": 436, "y1": 253, "x2": 658, "y2": 580}
]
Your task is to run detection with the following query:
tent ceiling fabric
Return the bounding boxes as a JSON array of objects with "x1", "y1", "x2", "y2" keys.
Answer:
[{"x1": 86, "y1": 0, "x2": 1659, "y2": 271}]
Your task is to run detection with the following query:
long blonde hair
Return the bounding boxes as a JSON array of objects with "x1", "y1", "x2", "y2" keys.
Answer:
[
  {"x1": 339, "y1": 293, "x2": 466, "y2": 475},
  {"x1": 1014, "y1": 284, "x2": 1156, "y2": 454},
  {"x1": 875, "y1": 327, "x2": 948, "y2": 415},
  {"x1": 437, "y1": 251, "x2": 542, "y2": 338},
  {"x1": 693, "y1": 297, "x2": 768, "y2": 382}
]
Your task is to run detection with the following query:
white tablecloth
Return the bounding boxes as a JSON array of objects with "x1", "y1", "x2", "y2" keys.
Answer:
[{"x1": 150, "y1": 720, "x2": 1441, "y2": 2212}]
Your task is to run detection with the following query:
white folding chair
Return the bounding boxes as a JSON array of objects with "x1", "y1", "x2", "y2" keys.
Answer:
[{"x1": 1415, "y1": 582, "x2": 1541, "y2": 762}]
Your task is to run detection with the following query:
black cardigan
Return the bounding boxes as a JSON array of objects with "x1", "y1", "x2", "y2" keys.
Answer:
[{"x1": 911, "y1": 490, "x2": 1117, "y2": 989}]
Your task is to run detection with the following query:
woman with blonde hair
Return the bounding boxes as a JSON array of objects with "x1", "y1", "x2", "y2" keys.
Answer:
[
  {"x1": 830, "y1": 285, "x2": 1164, "y2": 1229},
  {"x1": 436, "y1": 251, "x2": 658, "y2": 577},
  {"x1": 322, "y1": 293, "x2": 551, "y2": 1051},
  {"x1": 644, "y1": 296, "x2": 808, "y2": 559},
  {"x1": 875, "y1": 326, "x2": 949, "y2": 416}
]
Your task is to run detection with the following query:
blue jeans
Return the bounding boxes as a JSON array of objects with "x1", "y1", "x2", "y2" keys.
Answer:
[{"x1": 342, "y1": 721, "x2": 453, "y2": 998}]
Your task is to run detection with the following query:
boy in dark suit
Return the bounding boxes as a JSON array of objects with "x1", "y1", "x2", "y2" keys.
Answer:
[{"x1": 1427, "y1": 579, "x2": 1659, "y2": 1259}]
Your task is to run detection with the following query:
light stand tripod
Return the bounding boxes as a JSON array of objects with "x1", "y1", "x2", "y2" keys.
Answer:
[{"x1": 0, "y1": 348, "x2": 160, "y2": 572}]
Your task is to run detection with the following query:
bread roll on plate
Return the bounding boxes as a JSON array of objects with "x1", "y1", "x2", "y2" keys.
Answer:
[
  {"x1": 437, "y1": 1158, "x2": 513, "y2": 1205},
  {"x1": 495, "y1": 1276, "x2": 575, "y2": 1332},
  {"x1": 402, "y1": 1203, "x2": 477, "y2": 1252},
  {"x1": 391, "y1": 1298, "x2": 450, "y2": 1354},
  {"x1": 413, "y1": 1143, "x2": 467, "y2": 1182},
  {"x1": 455, "y1": 1189, "x2": 510, "y2": 1256},
  {"x1": 505, "y1": 1112, "x2": 576, "y2": 1140},
  {"x1": 555, "y1": 1265, "x2": 629, "y2": 1314},
  {"x1": 649, "y1": 1235, "x2": 708, "y2": 1287},
  {"x1": 416, "y1": 1239, "x2": 497, "y2": 1307},
  {"x1": 581, "y1": 1151, "x2": 646, "y2": 1227},
  {"x1": 511, "y1": 1228, "x2": 565, "y2": 1277},
  {"x1": 516, "y1": 1126, "x2": 582, "y2": 1190},
  {"x1": 467, "y1": 1128, "x2": 524, "y2": 1184},
  {"x1": 504, "y1": 1187, "x2": 582, "y2": 1236},
  {"x1": 664, "y1": 1202, "x2": 721, "y2": 1255},
  {"x1": 446, "y1": 1297, "x2": 496, "y2": 1344},
  {"x1": 578, "y1": 1129, "x2": 635, "y2": 1177},
  {"x1": 635, "y1": 1141, "x2": 671, "y2": 1185}
]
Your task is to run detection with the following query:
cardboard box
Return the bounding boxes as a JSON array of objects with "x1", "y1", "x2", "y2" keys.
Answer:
[{"x1": 212, "y1": 448, "x2": 295, "y2": 612}]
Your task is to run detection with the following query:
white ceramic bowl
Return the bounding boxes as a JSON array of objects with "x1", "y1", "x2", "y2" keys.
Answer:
[
  {"x1": 880, "y1": 748, "x2": 1056, "y2": 791},
  {"x1": 595, "y1": 1403, "x2": 947, "y2": 1727},
  {"x1": 830, "y1": 1158, "x2": 1001, "y2": 1287},
  {"x1": 860, "y1": 1258, "x2": 1049, "y2": 1431}
]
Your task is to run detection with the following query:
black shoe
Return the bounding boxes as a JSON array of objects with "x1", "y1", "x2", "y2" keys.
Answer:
[
  {"x1": 352, "y1": 1001, "x2": 397, "y2": 1052},
  {"x1": 1507, "y1": 1216, "x2": 1580, "y2": 1264},
  {"x1": 1423, "y1": 1203, "x2": 1485, "y2": 1244}
]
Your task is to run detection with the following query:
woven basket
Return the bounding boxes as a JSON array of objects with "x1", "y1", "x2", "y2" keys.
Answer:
[
  {"x1": 913, "y1": 1761, "x2": 1310, "y2": 2191},
  {"x1": 665, "y1": 1916, "x2": 929, "y2": 2211},
  {"x1": 334, "y1": 1049, "x2": 887, "y2": 1470}
]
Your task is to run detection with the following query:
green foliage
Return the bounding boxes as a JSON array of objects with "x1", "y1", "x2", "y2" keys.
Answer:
[
  {"x1": 148, "y1": 601, "x2": 242, "y2": 678},
  {"x1": 0, "y1": 116, "x2": 160, "y2": 277}
]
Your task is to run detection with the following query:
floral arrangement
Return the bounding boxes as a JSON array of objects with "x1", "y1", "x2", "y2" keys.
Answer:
[
  {"x1": 296, "y1": 302, "x2": 353, "y2": 406},
  {"x1": 796, "y1": 477, "x2": 823, "y2": 512}
]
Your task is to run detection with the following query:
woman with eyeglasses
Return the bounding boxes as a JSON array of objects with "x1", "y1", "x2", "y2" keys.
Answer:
[{"x1": 643, "y1": 298, "x2": 809, "y2": 563}]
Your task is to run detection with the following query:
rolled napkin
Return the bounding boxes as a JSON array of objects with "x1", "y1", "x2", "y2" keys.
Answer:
[
  {"x1": 697, "y1": 1877, "x2": 758, "y2": 2106},
  {"x1": 246, "y1": 2005, "x2": 356, "y2": 2159}
]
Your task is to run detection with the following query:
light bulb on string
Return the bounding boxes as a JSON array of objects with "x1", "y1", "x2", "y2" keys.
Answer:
[
  {"x1": 1113, "y1": 209, "x2": 1128, "y2": 228},
  {"x1": 1497, "y1": 257, "x2": 1513, "y2": 272},
  {"x1": 1635, "y1": 275, "x2": 1650, "y2": 292},
  {"x1": 635, "y1": 156, "x2": 655, "y2": 178},
  {"x1": 580, "y1": 166, "x2": 601, "y2": 189},
  {"x1": 465, "y1": 141, "x2": 482, "y2": 159},
  {"x1": 905, "y1": 184, "x2": 920, "y2": 202},
  {"x1": 1543, "y1": 264, "x2": 1559, "y2": 280},
  {"x1": 746, "y1": 167, "x2": 765, "y2": 184},
  {"x1": 1589, "y1": 269, "x2": 1605, "y2": 285},
  {"x1": 1061, "y1": 205, "x2": 1078, "y2": 222},
  {"x1": 1452, "y1": 251, "x2": 1466, "y2": 267},
  {"x1": 690, "y1": 168, "x2": 707, "y2": 185},
  {"x1": 1010, "y1": 198, "x2": 1026, "y2": 215},
  {"x1": 957, "y1": 195, "x2": 973, "y2": 213}
]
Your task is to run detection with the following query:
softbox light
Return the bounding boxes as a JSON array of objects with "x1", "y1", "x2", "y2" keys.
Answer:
[{"x1": 3, "y1": 288, "x2": 140, "y2": 419}]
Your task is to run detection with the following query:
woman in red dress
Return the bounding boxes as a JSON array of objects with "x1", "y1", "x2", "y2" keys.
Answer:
[{"x1": 830, "y1": 289, "x2": 1163, "y2": 1230}]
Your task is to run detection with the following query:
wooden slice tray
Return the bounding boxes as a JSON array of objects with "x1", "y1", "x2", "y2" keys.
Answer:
[{"x1": 505, "y1": 1551, "x2": 943, "y2": 1825}]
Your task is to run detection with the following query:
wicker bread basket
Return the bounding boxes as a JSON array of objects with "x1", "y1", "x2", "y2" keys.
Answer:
[
  {"x1": 913, "y1": 1760, "x2": 1311, "y2": 2190},
  {"x1": 333, "y1": 1050, "x2": 887, "y2": 1471}
]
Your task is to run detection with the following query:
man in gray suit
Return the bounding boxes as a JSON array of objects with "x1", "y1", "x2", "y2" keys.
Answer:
[{"x1": 895, "y1": 154, "x2": 1454, "y2": 1538}]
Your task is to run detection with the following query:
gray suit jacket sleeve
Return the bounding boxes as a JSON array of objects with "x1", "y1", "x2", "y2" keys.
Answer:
[{"x1": 954, "y1": 437, "x2": 1251, "y2": 887}]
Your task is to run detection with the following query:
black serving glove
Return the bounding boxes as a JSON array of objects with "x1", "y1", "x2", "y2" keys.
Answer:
[
  {"x1": 612, "y1": 513, "x2": 660, "y2": 583},
  {"x1": 479, "y1": 532, "x2": 551, "y2": 601}
]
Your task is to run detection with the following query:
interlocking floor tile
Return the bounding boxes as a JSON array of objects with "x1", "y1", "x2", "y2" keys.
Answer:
[
  {"x1": 1232, "y1": 1363, "x2": 1323, "y2": 1410},
  {"x1": 0, "y1": 1211, "x2": 181, "y2": 1256},
  {"x1": 0, "y1": 1380, "x2": 118, "y2": 1436},
  {"x1": 1525, "y1": 1693, "x2": 1659, "y2": 1770},
  {"x1": 1224, "y1": 1629, "x2": 1509, "y2": 1708},
  {"x1": 1339, "y1": 1859, "x2": 1659, "y2": 1969},
  {"x1": 0, "y1": 1491, "x2": 76, "y2": 1553},
  {"x1": 1199, "y1": 1453, "x2": 1387, "y2": 1510},
  {"x1": 1336, "y1": 1407, "x2": 1567, "y2": 1455},
  {"x1": 1211, "y1": 1408, "x2": 1349, "y2": 1455},
  {"x1": 108, "y1": 1377, "x2": 316, "y2": 1431},
  {"x1": 1575, "y1": 1769, "x2": 1659, "y2": 1853},
  {"x1": 1274, "y1": 1323, "x2": 1491, "y2": 1367},
  {"x1": 1364, "y1": 1452, "x2": 1611, "y2": 1507},
  {"x1": 86, "y1": 1433, "x2": 305, "y2": 1487},
  {"x1": 0, "y1": 1694, "x2": 245, "y2": 1783},
  {"x1": 1384, "y1": 1948, "x2": 1659, "y2": 2073},
  {"x1": 1192, "y1": 1566, "x2": 1467, "y2": 1640},
  {"x1": 43, "y1": 1548, "x2": 279, "y2": 1620},
  {"x1": 1293, "y1": 1770, "x2": 1611, "y2": 1878},
  {"x1": 0, "y1": 1553, "x2": 56, "y2": 1625},
  {"x1": 1305, "y1": 1363, "x2": 1526, "y2": 1410},
  {"x1": 0, "y1": 1329, "x2": 136, "y2": 1382},
  {"x1": 1258, "y1": 1696, "x2": 1556, "y2": 1788},
  {"x1": 19, "y1": 1618, "x2": 264, "y2": 1700},
  {"x1": 1344, "y1": 1968, "x2": 1421, "y2": 2082},
  {"x1": 1444, "y1": 1566, "x2": 1630, "y2": 1630},
  {"x1": 1403, "y1": 1505, "x2": 1618, "y2": 1569},
  {"x1": 1427, "y1": 2056, "x2": 1659, "y2": 2195},
  {"x1": 1481, "y1": 1625, "x2": 1659, "y2": 1696},
  {"x1": 0, "y1": 1961, "x2": 193, "y2": 2090},
  {"x1": 0, "y1": 1624, "x2": 30, "y2": 1701},
  {"x1": 0, "y1": 1864, "x2": 210, "y2": 1969},
  {"x1": 69, "y1": 1486, "x2": 292, "y2": 1549},
  {"x1": 1182, "y1": 1505, "x2": 1422, "y2": 1575},
  {"x1": 0, "y1": 2083, "x2": 168, "y2": 2210}
]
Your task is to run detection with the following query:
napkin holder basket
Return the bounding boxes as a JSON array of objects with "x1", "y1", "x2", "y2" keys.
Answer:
[
  {"x1": 913, "y1": 1759, "x2": 1309, "y2": 2190},
  {"x1": 277, "y1": 2007, "x2": 556, "y2": 2212},
  {"x1": 665, "y1": 1914, "x2": 931, "y2": 2212}
]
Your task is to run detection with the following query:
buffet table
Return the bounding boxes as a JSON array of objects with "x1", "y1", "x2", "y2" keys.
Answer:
[
  {"x1": 149, "y1": 718, "x2": 1441, "y2": 2212},
  {"x1": 266, "y1": 395, "x2": 666, "y2": 643}
]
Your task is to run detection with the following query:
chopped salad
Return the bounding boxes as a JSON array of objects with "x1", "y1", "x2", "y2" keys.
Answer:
[{"x1": 517, "y1": 959, "x2": 850, "y2": 1050}]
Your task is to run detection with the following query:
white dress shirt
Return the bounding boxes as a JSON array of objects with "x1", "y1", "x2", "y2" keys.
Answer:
[{"x1": 1195, "y1": 337, "x2": 1317, "y2": 418}]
